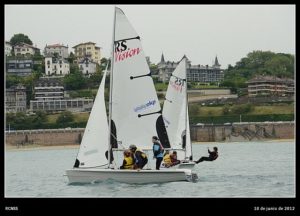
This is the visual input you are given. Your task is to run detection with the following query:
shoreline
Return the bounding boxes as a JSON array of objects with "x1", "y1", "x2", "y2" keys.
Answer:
[
  {"x1": 5, "y1": 138, "x2": 295, "y2": 151},
  {"x1": 5, "y1": 144, "x2": 79, "y2": 151}
]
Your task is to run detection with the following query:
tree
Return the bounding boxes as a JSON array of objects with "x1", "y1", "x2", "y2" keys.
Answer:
[
  {"x1": 67, "y1": 52, "x2": 76, "y2": 64},
  {"x1": 10, "y1": 33, "x2": 33, "y2": 46},
  {"x1": 6, "y1": 75, "x2": 21, "y2": 88},
  {"x1": 63, "y1": 70, "x2": 86, "y2": 90},
  {"x1": 100, "y1": 57, "x2": 111, "y2": 71},
  {"x1": 56, "y1": 111, "x2": 74, "y2": 128},
  {"x1": 32, "y1": 110, "x2": 48, "y2": 128}
]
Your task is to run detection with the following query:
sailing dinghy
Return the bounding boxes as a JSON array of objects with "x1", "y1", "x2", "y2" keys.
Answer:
[
  {"x1": 65, "y1": 7, "x2": 198, "y2": 184},
  {"x1": 162, "y1": 57, "x2": 195, "y2": 170}
]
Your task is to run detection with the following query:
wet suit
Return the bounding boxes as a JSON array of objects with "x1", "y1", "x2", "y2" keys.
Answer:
[{"x1": 195, "y1": 149, "x2": 218, "y2": 164}]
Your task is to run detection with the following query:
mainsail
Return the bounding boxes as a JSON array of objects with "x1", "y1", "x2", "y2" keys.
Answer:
[
  {"x1": 74, "y1": 69, "x2": 108, "y2": 168},
  {"x1": 163, "y1": 58, "x2": 192, "y2": 160},
  {"x1": 111, "y1": 7, "x2": 170, "y2": 149}
]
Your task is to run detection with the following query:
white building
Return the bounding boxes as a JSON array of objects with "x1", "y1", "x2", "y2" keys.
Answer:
[
  {"x1": 45, "y1": 56, "x2": 70, "y2": 76},
  {"x1": 5, "y1": 41, "x2": 12, "y2": 56},
  {"x1": 44, "y1": 44, "x2": 69, "y2": 59},
  {"x1": 78, "y1": 57, "x2": 97, "y2": 76},
  {"x1": 14, "y1": 42, "x2": 40, "y2": 56}
]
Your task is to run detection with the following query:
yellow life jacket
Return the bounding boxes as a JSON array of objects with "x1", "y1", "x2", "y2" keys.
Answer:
[
  {"x1": 163, "y1": 154, "x2": 172, "y2": 165},
  {"x1": 124, "y1": 156, "x2": 134, "y2": 169},
  {"x1": 136, "y1": 148, "x2": 147, "y2": 159}
]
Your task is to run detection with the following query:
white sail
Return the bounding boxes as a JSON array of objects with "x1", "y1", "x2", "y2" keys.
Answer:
[
  {"x1": 163, "y1": 58, "x2": 192, "y2": 160},
  {"x1": 66, "y1": 7, "x2": 198, "y2": 184},
  {"x1": 75, "y1": 69, "x2": 108, "y2": 168},
  {"x1": 185, "y1": 108, "x2": 192, "y2": 159},
  {"x1": 111, "y1": 7, "x2": 170, "y2": 149}
]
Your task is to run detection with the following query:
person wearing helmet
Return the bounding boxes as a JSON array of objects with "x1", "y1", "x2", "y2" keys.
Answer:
[
  {"x1": 194, "y1": 147, "x2": 219, "y2": 164},
  {"x1": 129, "y1": 144, "x2": 148, "y2": 169},
  {"x1": 120, "y1": 149, "x2": 134, "y2": 169}
]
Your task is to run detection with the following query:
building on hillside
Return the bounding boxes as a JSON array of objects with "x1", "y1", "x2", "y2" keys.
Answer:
[
  {"x1": 6, "y1": 59, "x2": 33, "y2": 76},
  {"x1": 78, "y1": 57, "x2": 97, "y2": 76},
  {"x1": 158, "y1": 54, "x2": 225, "y2": 83},
  {"x1": 72, "y1": 42, "x2": 101, "y2": 64},
  {"x1": 5, "y1": 84, "x2": 27, "y2": 113},
  {"x1": 34, "y1": 77, "x2": 65, "y2": 101},
  {"x1": 5, "y1": 41, "x2": 12, "y2": 56},
  {"x1": 45, "y1": 55, "x2": 70, "y2": 76},
  {"x1": 44, "y1": 44, "x2": 69, "y2": 59},
  {"x1": 30, "y1": 98, "x2": 94, "y2": 112},
  {"x1": 30, "y1": 77, "x2": 94, "y2": 112},
  {"x1": 246, "y1": 75, "x2": 295, "y2": 97},
  {"x1": 14, "y1": 42, "x2": 40, "y2": 56}
]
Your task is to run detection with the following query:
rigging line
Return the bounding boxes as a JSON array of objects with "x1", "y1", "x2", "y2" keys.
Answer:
[
  {"x1": 171, "y1": 74, "x2": 186, "y2": 81},
  {"x1": 138, "y1": 110, "x2": 162, "y2": 118},
  {"x1": 114, "y1": 36, "x2": 140, "y2": 44},
  {"x1": 109, "y1": 132, "x2": 126, "y2": 149},
  {"x1": 130, "y1": 72, "x2": 151, "y2": 80},
  {"x1": 164, "y1": 97, "x2": 172, "y2": 103}
]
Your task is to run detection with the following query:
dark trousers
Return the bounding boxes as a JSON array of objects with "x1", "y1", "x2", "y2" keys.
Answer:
[
  {"x1": 137, "y1": 158, "x2": 148, "y2": 169},
  {"x1": 156, "y1": 157, "x2": 163, "y2": 170},
  {"x1": 195, "y1": 156, "x2": 213, "y2": 164}
]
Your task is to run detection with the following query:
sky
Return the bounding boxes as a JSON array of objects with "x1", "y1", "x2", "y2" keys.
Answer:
[{"x1": 5, "y1": 4, "x2": 295, "y2": 68}]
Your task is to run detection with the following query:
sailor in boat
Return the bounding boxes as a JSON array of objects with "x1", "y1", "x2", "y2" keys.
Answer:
[
  {"x1": 162, "y1": 150, "x2": 180, "y2": 168},
  {"x1": 129, "y1": 145, "x2": 148, "y2": 170},
  {"x1": 120, "y1": 149, "x2": 134, "y2": 169},
  {"x1": 194, "y1": 147, "x2": 219, "y2": 164},
  {"x1": 152, "y1": 136, "x2": 164, "y2": 170}
]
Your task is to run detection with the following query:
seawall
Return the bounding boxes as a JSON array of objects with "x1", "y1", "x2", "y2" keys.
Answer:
[{"x1": 5, "y1": 122, "x2": 294, "y2": 147}]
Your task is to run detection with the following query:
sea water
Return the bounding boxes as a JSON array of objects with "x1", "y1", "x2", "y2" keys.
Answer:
[{"x1": 5, "y1": 141, "x2": 295, "y2": 197}]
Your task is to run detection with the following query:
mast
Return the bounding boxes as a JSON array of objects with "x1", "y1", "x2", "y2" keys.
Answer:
[
  {"x1": 184, "y1": 58, "x2": 188, "y2": 159},
  {"x1": 185, "y1": 59, "x2": 193, "y2": 160},
  {"x1": 108, "y1": 6, "x2": 116, "y2": 168}
]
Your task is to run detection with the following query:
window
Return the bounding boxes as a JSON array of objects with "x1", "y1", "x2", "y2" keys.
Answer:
[
  {"x1": 48, "y1": 65, "x2": 50, "y2": 68},
  {"x1": 87, "y1": 47, "x2": 91, "y2": 50},
  {"x1": 60, "y1": 71, "x2": 62, "y2": 74},
  {"x1": 86, "y1": 70, "x2": 88, "y2": 74},
  {"x1": 60, "y1": 65, "x2": 62, "y2": 68}
]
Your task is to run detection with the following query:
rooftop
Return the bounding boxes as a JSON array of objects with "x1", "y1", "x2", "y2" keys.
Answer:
[
  {"x1": 46, "y1": 44, "x2": 68, "y2": 48},
  {"x1": 247, "y1": 75, "x2": 294, "y2": 84},
  {"x1": 14, "y1": 42, "x2": 40, "y2": 50}
]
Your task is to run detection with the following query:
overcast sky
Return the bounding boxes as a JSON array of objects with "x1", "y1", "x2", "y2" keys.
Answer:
[{"x1": 5, "y1": 4, "x2": 295, "y2": 68}]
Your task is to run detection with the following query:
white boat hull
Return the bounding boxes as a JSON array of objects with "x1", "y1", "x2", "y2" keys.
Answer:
[
  {"x1": 161, "y1": 161, "x2": 196, "y2": 170},
  {"x1": 177, "y1": 162, "x2": 195, "y2": 169},
  {"x1": 66, "y1": 168, "x2": 198, "y2": 184}
]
